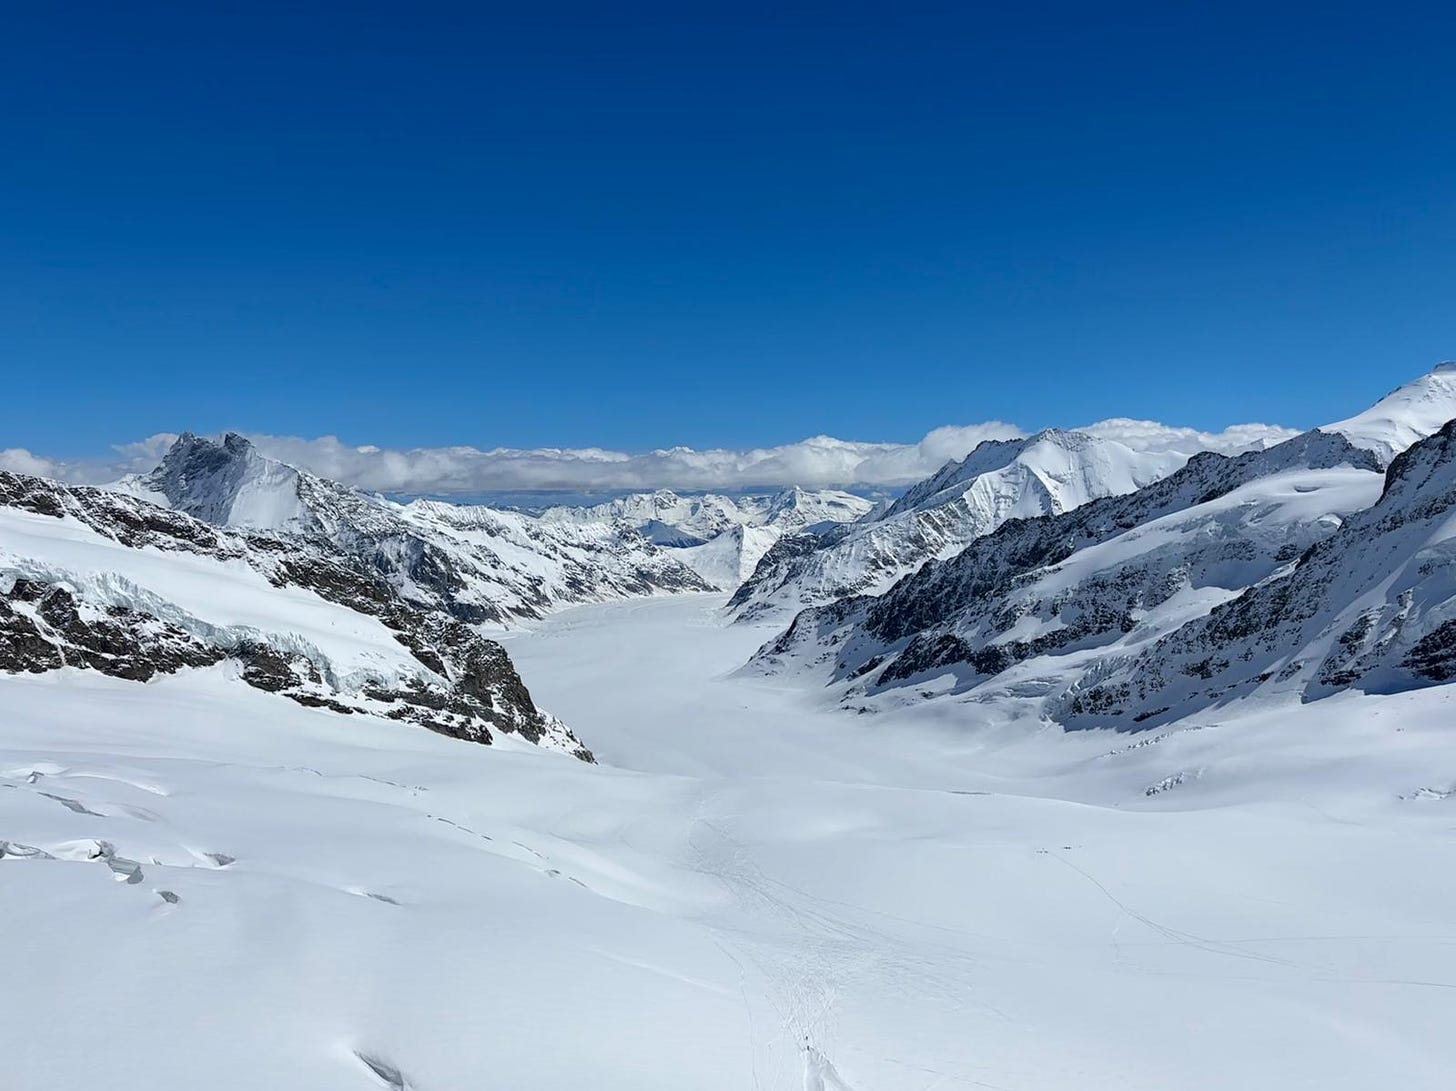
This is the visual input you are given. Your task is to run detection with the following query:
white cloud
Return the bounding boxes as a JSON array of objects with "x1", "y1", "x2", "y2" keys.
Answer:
[
  {"x1": 4, "y1": 418, "x2": 1299, "y2": 496},
  {"x1": 1079, "y1": 418, "x2": 1300, "y2": 456},
  {"x1": 233, "y1": 425, "x2": 1029, "y2": 494},
  {"x1": 1, "y1": 441, "x2": 169, "y2": 486},
  {"x1": 0, "y1": 448, "x2": 68, "y2": 479}
]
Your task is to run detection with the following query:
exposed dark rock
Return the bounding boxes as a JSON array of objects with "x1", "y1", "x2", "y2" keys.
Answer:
[{"x1": 1405, "y1": 619, "x2": 1456, "y2": 682}]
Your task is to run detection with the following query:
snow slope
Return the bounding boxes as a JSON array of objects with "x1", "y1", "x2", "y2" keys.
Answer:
[
  {"x1": 1323, "y1": 361, "x2": 1456, "y2": 465},
  {"x1": 4, "y1": 594, "x2": 1455, "y2": 1089},
  {"x1": 672, "y1": 522, "x2": 785, "y2": 589}
]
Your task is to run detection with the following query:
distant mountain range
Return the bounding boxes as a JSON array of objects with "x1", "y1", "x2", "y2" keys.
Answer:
[
  {"x1": 538, "y1": 486, "x2": 875, "y2": 588},
  {"x1": 117, "y1": 433, "x2": 712, "y2": 625},
  {"x1": 5, "y1": 362, "x2": 1456, "y2": 763}
]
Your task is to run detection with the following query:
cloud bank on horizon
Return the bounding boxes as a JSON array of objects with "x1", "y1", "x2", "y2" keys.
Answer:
[{"x1": 1, "y1": 417, "x2": 1299, "y2": 496}]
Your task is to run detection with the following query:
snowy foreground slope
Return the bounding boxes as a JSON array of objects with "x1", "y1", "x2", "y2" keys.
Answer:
[{"x1": 4, "y1": 595, "x2": 1455, "y2": 1090}]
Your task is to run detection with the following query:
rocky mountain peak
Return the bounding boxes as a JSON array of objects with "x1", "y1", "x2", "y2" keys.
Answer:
[{"x1": 143, "y1": 431, "x2": 310, "y2": 532}]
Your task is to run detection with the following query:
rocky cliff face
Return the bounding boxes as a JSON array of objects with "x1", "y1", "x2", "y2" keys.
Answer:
[{"x1": 0, "y1": 470, "x2": 591, "y2": 759}]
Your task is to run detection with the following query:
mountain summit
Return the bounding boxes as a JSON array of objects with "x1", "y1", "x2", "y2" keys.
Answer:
[
  {"x1": 137, "y1": 431, "x2": 314, "y2": 531},
  {"x1": 1323, "y1": 362, "x2": 1456, "y2": 465}
]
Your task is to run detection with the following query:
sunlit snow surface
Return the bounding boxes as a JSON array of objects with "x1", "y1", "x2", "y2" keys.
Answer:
[{"x1": 3, "y1": 594, "x2": 1455, "y2": 1089}]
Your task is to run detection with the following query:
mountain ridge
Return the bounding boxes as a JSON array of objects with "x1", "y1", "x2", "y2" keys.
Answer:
[
  {"x1": 0, "y1": 468, "x2": 591, "y2": 758},
  {"x1": 120, "y1": 433, "x2": 712, "y2": 624}
]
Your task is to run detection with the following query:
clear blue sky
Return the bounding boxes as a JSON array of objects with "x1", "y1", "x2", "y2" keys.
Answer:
[{"x1": 3, "y1": 1, "x2": 1453, "y2": 456}]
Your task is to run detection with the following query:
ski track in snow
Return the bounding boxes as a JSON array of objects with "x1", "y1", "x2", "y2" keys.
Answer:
[{"x1": 2, "y1": 593, "x2": 1456, "y2": 1089}]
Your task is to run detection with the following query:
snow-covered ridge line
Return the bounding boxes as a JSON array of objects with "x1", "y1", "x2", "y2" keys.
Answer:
[
  {"x1": 536, "y1": 486, "x2": 876, "y2": 589},
  {"x1": 748, "y1": 398, "x2": 1456, "y2": 732},
  {"x1": 538, "y1": 486, "x2": 875, "y2": 543},
  {"x1": 1323, "y1": 361, "x2": 1456, "y2": 465},
  {"x1": 728, "y1": 363, "x2": 1456, "y2": 620},
  {"x1": 728, "y1": 427, "x2": 1232, "y2": 619},
  {"x1": 116, "y1": 433, "x2": 712, "y2": 624}
]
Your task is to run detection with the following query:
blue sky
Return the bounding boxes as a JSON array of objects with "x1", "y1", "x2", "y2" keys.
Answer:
[{"x1": 2, "y1": 1, "x2": 1453, "y2": 458}]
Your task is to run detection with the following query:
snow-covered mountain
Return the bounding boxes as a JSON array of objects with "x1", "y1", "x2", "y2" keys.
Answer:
[
  {"x1": 1322, "y1": 361, "x2": 1456, "y2": 464},
  {"x1": 667, "y1": 523, "x2": 784, "y2": 590},
  {"x1": 119, "y1": 433, "x2": 711, "y2": 625},
  {"x1": 729, "y1": 427, "x2": 1256, "y2": 620},
  {"x1": 748, "y1": 430, "x2": 1380, "y2": 694},
  {"x1": 539, "y1": 485, "x2": 874, "y2": 589},
  {"x1": 12, "y1": 579, "x2": 1456, "y2": 1090},
  {"x1": 747, "y1": 364, "x2": 1456, "y2": 732},
  {"x1": 1052, "y1": 417, "x2": 1456, "y2": 727},
  {"x1": 0, "y1": 469, "x2": 590, "y2": 758},
  {"x1": 540, "y1": 486, "x2": 871, "y2": 541}
]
